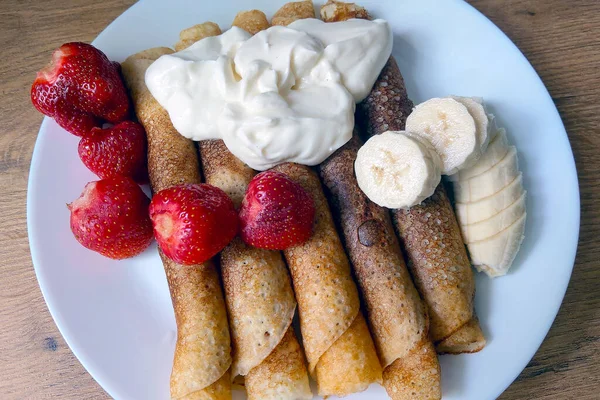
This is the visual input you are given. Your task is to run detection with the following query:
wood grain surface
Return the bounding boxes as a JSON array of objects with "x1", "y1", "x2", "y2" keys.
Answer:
[{"x1": 0, "y1": 0, "x2": 598, "y2": 399}]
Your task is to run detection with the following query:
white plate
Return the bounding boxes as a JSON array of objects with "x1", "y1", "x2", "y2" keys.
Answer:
[{"x1": 27, "y1": 0, "x2": 580, "y2": 399}]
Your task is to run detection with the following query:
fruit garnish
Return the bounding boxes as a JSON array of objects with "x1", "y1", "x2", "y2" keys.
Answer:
[
  {"x1": 239, "y1": 170, "x2": 315, "y2": 250},
  {"x1": 149, "y1": 184, "x2": 238, "y2": 265},
  {"x1": 68, "y1": 175, "x2": 153, "y2": 260},
  {"x1": 78, "y1": 121, "x2": 148, "y2": 183},
  {"x1": 355, "y1": 130, "x2": 442, "y2": 209},
  {"x1": 31, "y1": 42, "x2": 130, "y2": 136}
]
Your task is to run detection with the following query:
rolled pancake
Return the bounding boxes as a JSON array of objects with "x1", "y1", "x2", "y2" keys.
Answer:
[
  {"x1": 184, "y1": 15, "x2": 310, "y2": 398},
  {"x1": 393, "y1": 185, "x2": 485, "y2": 349},
  {"x1": 273, "y1": 163, "x2": 382, "y2": 397},
  {"x1": 332, "y1": 1, "x2": 486, "y2": 350},
  {"x1": 163, "y1": 251, "x2": 232, "y2": 399},
  {"x1": 218, "y1": 236, "x2": 297, "y2": 377},
  {"x1": 383, "y1": 346, "x2": 441, "y2": 400},
  {"x1": 320, "y1": 134, "x2": 441, "y2": 399},
  {"x1": 201, "y1": 143, "x2": 310, "y2": 400},
  {"x1": 245, "y1": 328, "x2": 309, "y2": 399},
  {"x1": 122, "y1": 49, "x2": 231, "y2": 399}
]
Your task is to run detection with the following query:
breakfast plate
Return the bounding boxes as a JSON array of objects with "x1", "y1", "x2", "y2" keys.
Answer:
[{"x1": 27, "y1": 0, "x2": 580, "y2": 399}]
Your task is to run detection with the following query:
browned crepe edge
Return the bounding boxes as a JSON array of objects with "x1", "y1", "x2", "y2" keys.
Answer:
[
  {"x1": 382, "y1": 341, "x2": 441, "y2": 400},
  {"x1": 315, "y1": 313, "x2": 383, "y2": 397},
  {"x1": 272, "y1": 1, "x2": 316, "y2": 26},
  {"x1": 245, "y1": 327, "x2": 312, "y2": 400},
  {"x1": 232, "y1": 10, "x2": 270, "y2": 34},
  {"x1": 436, "y1": 316, "x2": 486, "y2": 354}
]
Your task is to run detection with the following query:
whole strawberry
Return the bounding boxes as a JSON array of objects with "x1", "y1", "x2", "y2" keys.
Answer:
[
  {"x1": 239, "y1": 171, "x2": 315, "y2": 250},
  {"x1": 149, "y1": 184, "x2": 238, "y2": 265},
  {"x1": 31, "y1": 42, "x2": 130, "y2": 136},
  {"x1": 78, "y1": 121, "x2": 148, "y2": 183},
  {"x1": 68, "y1": 175, "x2": 153, "y2": 259}
]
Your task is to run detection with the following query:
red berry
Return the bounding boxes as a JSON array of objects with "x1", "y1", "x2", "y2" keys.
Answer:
[
  {"x1": 31, "y1": 42, "x2": 130, "y2": 136},
  {"x1": 149, "y1": 184, "x2": 238, "y2": 265},
  {"x1": 239, "y1": 171, "x2": 315, "y2": 250},
  {"x1": 68, "y1": 175, "x2": 153, "y2": 259},
  {"x1": 78, "y1": 121, "x2": 148, "y2": 184}
]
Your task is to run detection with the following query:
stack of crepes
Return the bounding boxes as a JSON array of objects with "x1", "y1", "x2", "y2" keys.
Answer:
[
  {"x1": 321, "y1": 0, "x2": 486, "y2": 354},
  {"x1": 121, "y1": 0, "x2": 487, "y2": 398},
  {"x1": 122, "y1": 48, "x2": 232, "y2": 398}
]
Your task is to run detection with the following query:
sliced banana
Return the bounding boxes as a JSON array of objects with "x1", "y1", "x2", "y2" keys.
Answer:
[
  {"x1": 467, "y1": 213, "x2": 527, "y2": 277},
  {"x1": 449, "y1": 128, "x2": 509, "y2": 182},
  {"x1": 455, "y1": 173, "x2": 524, "y2": 225},
  {"x1": 355, "y1": 130, "x2": 442, "y2": 209},
  {"x1": 453, "y1": 146, "x2": 519, "y2": 203},
  {"x1": 461, "y1": 191, "x2": 526, "y2": 243},
  {"x1": 451, "y1": 96, "x2": 492, "y2": 153},
  {"x1": 405, "y1": 97, "x2": 479, "y2": 175}
]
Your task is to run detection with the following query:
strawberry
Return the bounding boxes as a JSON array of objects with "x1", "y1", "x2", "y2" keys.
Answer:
[
  {"x1": 149, "y1": 184, "x2": 238, "y2": 265},
  {"x1": 239, "y1": 171, "x2": 315, "y2": 250},
  {"x1": 68, "y1": 175, "x2": 153, "y2": 259},
  {"x1": 31, "y1": 42, "x2": 130, "y2": 136},
  {"x1": 78, "y1": 121, "x2": 148, "y2": 183}
]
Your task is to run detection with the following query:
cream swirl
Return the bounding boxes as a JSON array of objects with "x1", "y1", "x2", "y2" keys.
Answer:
[{"x1": 146, "y1": 18, "x2": 392, "y2": 170}]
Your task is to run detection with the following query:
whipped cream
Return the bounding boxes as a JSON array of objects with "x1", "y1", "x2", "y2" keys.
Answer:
[{"x1": 146, "y1": 18, "x2": 392, "y2": 170}]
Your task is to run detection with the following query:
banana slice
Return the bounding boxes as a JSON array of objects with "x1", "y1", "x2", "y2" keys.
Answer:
[
  {"x1": 461, "y1": 191, "x2": 526, "y2": 243},
  {"x1": 455, "y1": 173, "x2": 524, "y2": 225},
  {"x1": 451, "y1": 96, "x2": 492, "y2": 153},
  {"x1": 405, "y1": 97, "x2": 479, "y2": 175},
  {"x1": 449, "y1": 128, "x2": 509, "y2": 182},
  {"x1": 453, "y1": 146, "x2": 519, "y2": 203},
  {"x1": 467, "y1": 213, "x2": 526, "y2": 277},
  {"x1": 355, "y1": 130, "x2": 442, "y2": 209}
]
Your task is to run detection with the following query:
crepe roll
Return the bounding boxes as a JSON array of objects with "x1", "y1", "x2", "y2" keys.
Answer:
[
  {"x1": 122, "y1": 49, "x2": 232, "y2": 399},
  {"x1": 273, "y1": 163, "x2": 382, "y2": 397},
  {"x1": 191, "y1": 16, "x2": 310, "y2": 399},
  {"x1": 393, "y1": 185, "x2": 485, "y2": 350},
  {"x1": 320, "y1": 134, "x2": 441, "y2": 399}
]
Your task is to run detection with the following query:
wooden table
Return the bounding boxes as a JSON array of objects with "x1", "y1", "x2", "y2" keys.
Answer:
[{"x1": 1, "y1": 0, "x2": 598, "y2": 398}]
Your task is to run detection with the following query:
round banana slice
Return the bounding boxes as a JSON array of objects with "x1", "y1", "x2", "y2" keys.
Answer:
[
  {"x1": 405, "y1": 97, "x2": 479, "y2": 175},
  {"x1": 355, "y1": 130, "x2": 442, "y2": 209},
  {"x1": 451, "y1": 95, "x2": 492, "y2": 153}
]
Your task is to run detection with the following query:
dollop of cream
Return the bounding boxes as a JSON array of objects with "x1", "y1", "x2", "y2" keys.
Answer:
[{"x1": 146, "y1": 18, "x2": 392, "y2": 170}]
